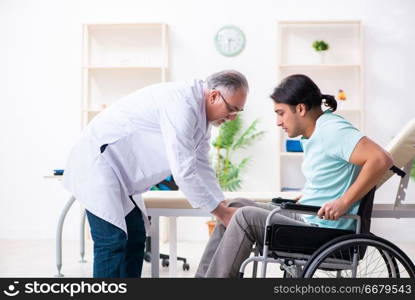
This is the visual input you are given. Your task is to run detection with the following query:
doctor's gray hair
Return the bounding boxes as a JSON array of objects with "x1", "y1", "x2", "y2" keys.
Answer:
[{"x1": 205, "y1": 70, "x2": 249, "y2": 95}]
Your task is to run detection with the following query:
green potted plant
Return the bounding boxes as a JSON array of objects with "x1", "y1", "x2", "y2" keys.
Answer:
[
  {"x1": 206, "y1": 114, "x2": 265, "y2": 235},
  {"x1": 312, "y1": 40, "x2": 329, "y2": 51},
  {"x1": 411, "y1": 160, "x2": 415, "y2": 182},
  {"x1": 212, "y1": 114, "x2": 265, "y2": 191},
  {"x1": 312, "y1": 40, "x2": 329, "y2": 64}
]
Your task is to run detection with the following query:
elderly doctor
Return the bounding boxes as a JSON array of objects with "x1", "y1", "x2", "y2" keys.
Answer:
[{"x1": 63, "y1": 70, "x2": 249, "y2": 278}]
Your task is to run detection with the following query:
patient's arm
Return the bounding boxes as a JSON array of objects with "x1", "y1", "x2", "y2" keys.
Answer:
[{"x1": 317, "y1": 137, "x2": 393, "y2": 220}]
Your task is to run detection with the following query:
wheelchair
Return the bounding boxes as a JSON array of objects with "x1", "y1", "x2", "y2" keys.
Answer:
[{"x1": 239, "y1": 167, "x2": 415, "y2": 278}]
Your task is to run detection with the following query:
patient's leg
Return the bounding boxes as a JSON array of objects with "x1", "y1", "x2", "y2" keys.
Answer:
[
  {"x1": 195, "y1": 198, "x2": 258, "y2": 278},
  {"x1": 204, "y1": 206, "x2": 309, "y2": 278}
]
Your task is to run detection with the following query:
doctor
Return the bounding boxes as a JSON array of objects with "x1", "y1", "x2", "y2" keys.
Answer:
[{"x1": 63, "y1": 70, "x2": 249, "y2": 278}]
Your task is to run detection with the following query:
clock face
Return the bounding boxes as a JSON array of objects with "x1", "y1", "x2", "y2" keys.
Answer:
[{"x1": 215, "y1": 25, "x2": 246, "y2": 57}]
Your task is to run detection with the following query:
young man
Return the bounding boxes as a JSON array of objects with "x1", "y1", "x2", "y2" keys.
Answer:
[
  {"x1": 196, "y1": 74, "x2": 393, "y2": 278},
  {"x1": 63, "y1": 70, "x2": 248, "y2": 277}
]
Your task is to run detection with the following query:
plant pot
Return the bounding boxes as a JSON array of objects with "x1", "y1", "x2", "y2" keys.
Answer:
[
  {"x1": 318, "y1": 51, "x2": 327, "y2": 64},
  {"x1": 206, "y1": 220, "x2": 217, "y2": 236}
]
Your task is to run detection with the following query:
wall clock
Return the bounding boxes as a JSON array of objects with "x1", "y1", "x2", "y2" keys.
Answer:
[{"x1": 214, "y1": 25, "x2": 246, "y2": 57}]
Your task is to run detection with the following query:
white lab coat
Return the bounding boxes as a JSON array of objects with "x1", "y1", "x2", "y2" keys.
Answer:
[{"x1": 63, "y1": 79, "x2": 224, "y2": 234}]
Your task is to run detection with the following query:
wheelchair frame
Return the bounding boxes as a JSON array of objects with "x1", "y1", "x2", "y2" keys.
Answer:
[
  {"x1": 239, "y1": 206, "x2": 363, "y2": 278},
  {"x1": 239, "y1": 165, "x2": 415, "y2": 278}
]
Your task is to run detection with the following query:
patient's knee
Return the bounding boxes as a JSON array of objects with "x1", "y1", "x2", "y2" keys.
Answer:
[{"x1": 233, "y1": 206, "x2": 262, "y2": 225}]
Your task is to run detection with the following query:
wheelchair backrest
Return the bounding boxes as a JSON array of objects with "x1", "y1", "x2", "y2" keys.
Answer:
[
  {"x1": 357, "y1": 118, "x2": 414, "y2": 232},
  {"x1": 356, "y1": 187, "x2": 376, "y2": 234},
  {"x1": 377, "y1": 118, "x2": 415, "y2": 188}
]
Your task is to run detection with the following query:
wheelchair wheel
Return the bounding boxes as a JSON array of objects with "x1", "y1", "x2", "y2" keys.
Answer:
[
  {"x1": 161, "y1": 259, "x2": 169, "y2": 267},
  {"x1": 143, "y1": 252, "x2": 151, "y2": 263},
  {"x1": 183, "y1": 263, "x2": 190, "y2": 271},
  {"x1": 302, "y1": 234, "x2": 415, "y2": 278}
]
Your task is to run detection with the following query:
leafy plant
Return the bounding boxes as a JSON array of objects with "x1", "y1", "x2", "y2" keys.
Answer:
[
  {"x1": 411, "y1": 160, "x2": 415, "y2": 182},
  {"x1": 212, "y1": 114, "x2": 265, "y2": 191},
  {"x1": 312, "y1": 40, "x2": 329, "y2": 51}
]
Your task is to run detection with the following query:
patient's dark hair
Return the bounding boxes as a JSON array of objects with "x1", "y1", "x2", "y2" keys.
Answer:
[{"x1": 270, "y1": 74, "x2": 337, "y2": 112}]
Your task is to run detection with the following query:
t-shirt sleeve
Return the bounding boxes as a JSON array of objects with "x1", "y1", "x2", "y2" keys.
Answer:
[{"x1": 324, "y1": 119, "x2": 365, "y2": 162}]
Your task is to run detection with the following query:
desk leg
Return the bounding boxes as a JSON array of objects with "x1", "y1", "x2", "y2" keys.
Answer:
[
  {"x1": 169, "y1": 217, "x2": 177, "y2": 277},
  {"x1": 55, "y1": 196, "x2": 76, "y2": 277},
  {"x1": 79, "y1": 209, "x2": 87, "y2": 263},
  {"x1": 150, "y1": 216, "x2": 160, "y2": 278}
]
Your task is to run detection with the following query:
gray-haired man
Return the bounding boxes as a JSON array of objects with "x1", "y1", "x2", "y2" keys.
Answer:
[{"x1": 63, "y1": 70, "x2": 249, "y2": 277}]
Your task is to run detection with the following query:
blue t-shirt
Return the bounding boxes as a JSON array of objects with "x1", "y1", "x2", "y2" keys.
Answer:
[{"x1": 299, "y1": 110, "x2": 364, "y2": 230}]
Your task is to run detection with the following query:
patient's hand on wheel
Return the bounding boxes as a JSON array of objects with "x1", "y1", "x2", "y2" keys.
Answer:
[
  {"x1": 211, "y1": 201, "x2": 238, "y2": 227},
  {"x1": 317, "y1": 198, "x2": 348, "y2": 221}
]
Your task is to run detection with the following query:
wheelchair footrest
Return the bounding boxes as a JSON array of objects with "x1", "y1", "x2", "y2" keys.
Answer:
[{"x1": 266, "y1": 224, "x2": 354, "y2": 254}]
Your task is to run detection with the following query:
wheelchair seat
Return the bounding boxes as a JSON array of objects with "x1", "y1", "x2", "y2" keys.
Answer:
[
  {"x1": 267, "y1": 224, "x2": 354, "y2": 255},
  {"x1": 267, "y1": 187, "x2": 375, "y2": 257}
]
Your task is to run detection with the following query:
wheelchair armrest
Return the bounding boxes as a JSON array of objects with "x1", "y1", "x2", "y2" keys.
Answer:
[
  {"x1": 280, "y1": 202, "x2": 321, "y2": 213},
  {"x1": 278, "y1": 202, "x2": 362, "y2": 233},
  {"x1": 271, "y1": 197, "x2": 297, "y2": 205},
  {"x1": 264, "y1": 201, "x2": 362, "y2": 237}
]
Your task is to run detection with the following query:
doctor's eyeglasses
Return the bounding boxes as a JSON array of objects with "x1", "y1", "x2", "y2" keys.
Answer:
[{"x1": 214, "y1": 90, "x2": 244, "y2": 115}]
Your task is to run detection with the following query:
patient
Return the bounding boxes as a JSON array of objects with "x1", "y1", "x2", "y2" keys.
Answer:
[{"x1": 195, "y1": 74, "x2": 393, "y2": 278}]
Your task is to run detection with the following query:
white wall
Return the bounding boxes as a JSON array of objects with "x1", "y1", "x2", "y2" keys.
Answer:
[{"x1": 0, "y1": 0, "x2": 414, "y2": 242}]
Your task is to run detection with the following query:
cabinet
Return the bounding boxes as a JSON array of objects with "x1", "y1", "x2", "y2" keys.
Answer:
[
  {"x1": 82, "y1": 23, "x2": 168, "y2": 127},
  {"x1": 276, "y1": 20, "x2": 364, "y2": 192}
]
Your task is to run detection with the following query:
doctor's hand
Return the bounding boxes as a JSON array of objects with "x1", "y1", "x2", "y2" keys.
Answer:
[
  {"x1": 211, "y1": 201, "x2": 238, "y2": 227},
  {"x1": 317, "y1": 198, "x2": 349, "y2": 221}
]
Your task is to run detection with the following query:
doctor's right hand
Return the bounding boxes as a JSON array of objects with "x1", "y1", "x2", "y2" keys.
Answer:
[{"x1": 211, "y1": 201, "x2": 238, "y2": 227}]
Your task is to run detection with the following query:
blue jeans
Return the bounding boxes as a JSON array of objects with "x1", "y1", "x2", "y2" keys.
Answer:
[{"x1": 86, "y1": 206, "x2": 146, "y2": 278}]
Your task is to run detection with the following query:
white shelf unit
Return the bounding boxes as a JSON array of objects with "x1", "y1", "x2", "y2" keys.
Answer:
[
  {"x1": 82, "y1": 23, "x2": 168, "y2": 127},
  {"x1": 276, "y1": 20, "x2": 364, "y2": 192}
]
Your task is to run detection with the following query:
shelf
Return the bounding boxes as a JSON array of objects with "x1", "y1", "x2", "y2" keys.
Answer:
[
  {"x1": 280, "y1": 152, "x2": 304, "y2": 158},
  {"x1": 279, "y1": 20, "x2": 361, "y2": 25},
  {"x1": 82, "y1": 22, "x2": 168, "y2": 127},
  {"x1": 84, "y1": 66, "x2": 165, "y2": 70},
  {"x1": 280, "y1": 157, "x2": 306, "y2": 190},
  {"x1": 280, "y1": 64, "x2": 360, "y2": 69},
  {"x1": 87, "y1": 68, "x2": 163, "y2": 109},
  {"x1": 86, "y1": 23, "x2": 167, "y2": 67},
  {"x1": 279, "y1": 22, "x2": 361, "y2": 65},
  {"x1": 87, "y1": 23, "x2": 166, "y2": 30}
]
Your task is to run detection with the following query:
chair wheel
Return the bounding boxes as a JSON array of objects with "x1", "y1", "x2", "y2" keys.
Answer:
[
  {"x1": 183, "y1": 263, "x2": 190, "y2": 271},
  {"x1": 144, "y1": 253, "x2": 151, "y2": 262},
  {"x1": 161, "y1": 259, "x2": 169, "y2": 267}
]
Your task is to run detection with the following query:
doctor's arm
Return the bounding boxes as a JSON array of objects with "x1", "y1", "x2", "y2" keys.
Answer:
[
  {"x1": 159, "y1": 102, "x2": 234, "y2": 226},
  {"x1": 196, "y1": 135, "x2": 238, "y2": 227},
  {"x1": 317, "y1": 137, "x2": 393, "y2": 220}
]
